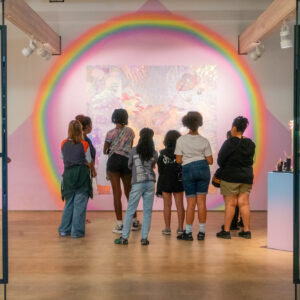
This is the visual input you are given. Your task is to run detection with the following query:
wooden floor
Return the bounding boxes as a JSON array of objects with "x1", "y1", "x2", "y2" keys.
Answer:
[{"x1": 5, "y1": 211, "x2": 293, "y2": 300}]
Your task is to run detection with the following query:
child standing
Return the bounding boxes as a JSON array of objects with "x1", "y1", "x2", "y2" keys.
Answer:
[
  {"x1": 58, "y1": 120, "x2": 97, "y2": 238},
  {"x1": 157, "y1": 130, "x2": 185, "y2": 236},
  {"x1": 114, "y1": 128, "x2": 158, "y2": 246}
]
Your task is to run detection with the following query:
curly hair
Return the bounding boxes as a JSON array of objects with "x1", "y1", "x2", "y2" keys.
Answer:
[
  {"x1": 68, "y1": 120, "x2": 83, "y2": 144},
  {"x1": 136, "y1": 128, "x2": 155, "y2": 162},
  {"x1": 112, "y1": 108, "x2": 128, "y2": 125},
  {"x1": 232, "y1": 116, "x2": 249, "y2": 133},
  {"x1": 163, "y1": 130, "x2": 181, "y2": 152},
  {"x1": 182, "y1": 111, "x2": 203, "y2": 132}
]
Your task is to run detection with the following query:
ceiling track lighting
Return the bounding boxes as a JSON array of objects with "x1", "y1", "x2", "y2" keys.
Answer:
[
  {"x1": 37, "y1": 46, "x2": 52, "y2": 60},
  {"x1": 249, "y1": 41, "x2": 265, "y2": 61},
  {"x1": 280, "y1": 20, "x2": 293, "y2": 49},
  {"x1": 21, "y1": 39, "x2": 36, "y2": 57}
]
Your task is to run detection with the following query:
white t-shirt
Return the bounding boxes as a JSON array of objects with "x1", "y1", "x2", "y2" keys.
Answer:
[{"x1": 175, "y1": 134, "x2": 212, "y2": 166}]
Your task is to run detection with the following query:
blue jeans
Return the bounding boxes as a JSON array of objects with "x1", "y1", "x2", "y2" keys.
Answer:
[
  {"x1": 122, "y1": 181, "x2": 155, "y2": 240},
  {"x1": 58, "y1": 191, "x2": 89, "y2": 237}
]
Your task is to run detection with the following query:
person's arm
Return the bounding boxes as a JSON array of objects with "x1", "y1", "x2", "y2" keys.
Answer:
[
  {"x1": 128, "y1": 150, "x2": 134, "y2": 170},
  {"x1": 85, "y1": 147, "x2": 97, "y2": 177},
  {"x1": 176, "y1": 155, "x2": 183, "y2": 164},
  {"x1": 152, "y1": 151, "x2": 158, "y2": 169},
  {"x1": 103, "y1": 141, "x2": 111, "y2": 155},
  {"x1": 157, "y1": 154, "x2": 164, "y2": 175},
  {"x1": 175, "y1": 138, "x2": 183, "y2": 164},
  {"x1": 217, "y1": 140, "x2": 233, "y2": 167},
  {"x1": 205, "y1": 155, "x2": 213, "y2": 165}
]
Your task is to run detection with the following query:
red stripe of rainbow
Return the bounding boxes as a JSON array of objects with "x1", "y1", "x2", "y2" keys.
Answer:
[{"x1": 33, "y1": 12, "x2": 267, "y2": 200}]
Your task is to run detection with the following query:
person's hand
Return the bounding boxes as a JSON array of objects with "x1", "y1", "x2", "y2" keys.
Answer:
[{"x1": 92, "y1": 170, "x2": 97, "y2": 178}]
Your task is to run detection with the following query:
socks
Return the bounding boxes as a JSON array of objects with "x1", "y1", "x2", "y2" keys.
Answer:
[
  {"x1": 199, "y1": 223, "x2": 206, "y2": 233},
  {"x1": 186, "y1": 224, "x2": 192, "y2": 234},
  {"x1": 117, "y1": 220, "x2": 123, "y2": 226}
]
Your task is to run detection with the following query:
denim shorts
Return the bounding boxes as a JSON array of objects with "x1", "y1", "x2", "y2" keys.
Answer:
[{"x1": 182, "y1": 160, "x2": 211, "y2": 197}]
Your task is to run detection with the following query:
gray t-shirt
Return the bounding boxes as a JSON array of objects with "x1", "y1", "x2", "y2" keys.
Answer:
[
  {"x1": 175, "y1": 134, "x2": 212, "y2": 166},
  {"x1": 128, "y1": 147, "x2": 158, "y2": 184}
]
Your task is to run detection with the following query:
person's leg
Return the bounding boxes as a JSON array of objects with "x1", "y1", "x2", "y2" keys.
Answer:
[
  {"x1": 186, "y1": 196, "x2": 197, "y2": 232},
  {"x1": 121, "y1": 173, "x2": 137, "y2": 219},
  {"x1": 121, "y1": 183, "x2": 143, "y2": 240},
  {"x1": 109, "y1": 172, "x2": 123, "y2": 221},
  {"x1": 71, "y1": 192, "x2": 89, "y2": 238},
  {"x1": 58, "y1": 193, "x2": 75, "y2": 234},
  {"x1": 162, "y1": 192, "x2": 172, "y2": 231},
  {"x1": 196, "y1": 194, "x2": 207, "y2": 235},
  {"x1": 174, "y1": 192, "x2": 185, "y2": 231},
  {"x1": 237, "y1": 193, "x2": 250, "y2": 232},
  {"x1": 224, "y1": 195, "x2": 238, "y2": 231},
  {"x1": 141, "y1": 182, "x2": 155, "y2": 240},
  {"x1": 231, "y1": 206, "x2": 239, "y2": 227}
]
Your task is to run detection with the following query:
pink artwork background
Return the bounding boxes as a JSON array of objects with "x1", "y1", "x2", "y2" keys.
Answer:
[{"x1": 6, "y1": 0, "x2": 291, "y2": 210}]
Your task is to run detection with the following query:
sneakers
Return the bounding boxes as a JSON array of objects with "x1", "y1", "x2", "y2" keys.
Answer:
[
  {"x1": 221, "y1": 224, "x2": 239, "y2": 231},
  {"x1": 162, "y1": 229, "x2": 171, "y2": 235},
  {"x1": 131, "y1": 220, "x2": 141, "y2": 231},
  {"x1": 177, "y1": 228, "x2": 184, "y2": 235},
  {"x1": 177, "y1": 230, "x2": 194, "y2": 241},
  {"x1": 59, "y1": 232, "x2": 70, "y2": 237},
  {"x1": 141, "y1": 238, "x2": 150, "y2": 246},
  {"x1": 216, "y1": 230, "x2": 231, "y2": 239},
  {"x1": 112, "y1": 224, "x2": 123, "y2": 234},
  {"x1": 114, "y1": 236, "x2": 128, "y2": 245},
  {"x1": 197, "y1": 232, "x2": 205, "y2": 241},
  {"x1": 238, "y1": 230, "x2": 251, "y2": 239}
]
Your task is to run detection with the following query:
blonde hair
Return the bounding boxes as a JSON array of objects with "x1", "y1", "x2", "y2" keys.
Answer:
[{"x1": 68, "y1": 120, "x2": 83, "y2": 144}]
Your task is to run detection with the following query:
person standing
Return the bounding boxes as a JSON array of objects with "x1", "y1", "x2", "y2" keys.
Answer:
[
  {"x1": 114, "y1": 128, "x2": 158, "y2": 246},
  {"x1": 58, "y1": 120, "x2": 97, "y2": 238},
  {"x1": 175, "y1": 111, "x2": 213, "y2": 241},
  {"x1": 216, "y1": 116, "x2": 255, "y2": 239},
  {"x1": 157, "y1": 130, "x2": 185, "y2": 236},
  {"x1": 103, "y1": 109, "x2": 139, "y2": 233}
]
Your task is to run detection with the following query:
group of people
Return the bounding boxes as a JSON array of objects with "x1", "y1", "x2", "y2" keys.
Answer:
[{"x1": 58, "y1": 108, "x2": 255, "y2": 245}]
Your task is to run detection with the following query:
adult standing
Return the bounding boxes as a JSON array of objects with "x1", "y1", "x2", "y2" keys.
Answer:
[
  {"x1": 175, "y1": 111, "x2": 213, "y2": 241},
  {"x1": 103, "y1": 109, "x2": 139, "y2": 233},
  {"x1": 216, "y1": 116, "x2": 255, "y2": 239}
]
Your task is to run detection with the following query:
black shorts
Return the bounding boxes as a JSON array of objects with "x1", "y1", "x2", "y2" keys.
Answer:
[{"x1": 107, "y1": 153, "x2": 131, "y2": 175}]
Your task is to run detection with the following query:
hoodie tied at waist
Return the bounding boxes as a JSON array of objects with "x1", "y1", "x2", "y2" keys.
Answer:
[{"x1": 61, "y1": 165, "x2": 93, "y2": 201}]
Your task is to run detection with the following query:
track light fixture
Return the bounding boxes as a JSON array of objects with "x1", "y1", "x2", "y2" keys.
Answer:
[
  {"x1": 37, "y1": 46, "x2": 52, "y2": 60},
  {"x1": 280, "y1": 20, "x2": 293, "y2": 49},
  {"x1": 249, "y1": 42, "x2": 265, "y2": 61},
  {"x1": 21, "y1": 39, "x2": 36, "y2": 57}
]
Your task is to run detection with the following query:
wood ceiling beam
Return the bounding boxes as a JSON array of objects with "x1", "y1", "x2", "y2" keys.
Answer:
[
  {"x1": 239, "y1": 0, "x2": 295, "y2": 54},
  {"x1": 4, "y1": 0, "x2": 61, "y2": 54}
]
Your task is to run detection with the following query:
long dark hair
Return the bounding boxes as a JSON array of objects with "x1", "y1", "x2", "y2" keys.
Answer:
[
  {"x1": 163, "y1": 130, "x2": 181, "y2": 153},
  {"x1": 136, "y1": 128, "x2": 155, "y2": 162}
]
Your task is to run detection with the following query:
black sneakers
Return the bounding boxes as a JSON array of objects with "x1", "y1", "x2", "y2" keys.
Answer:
[
  {"x1": 177, "y1": 230, "x2": 194, "y2": 241},
  {"x1": 141, "y1": 238, "x2": 150, "y2": 246},
  {"x1": 197, "y1": 232, "x2": 205, "y2": 241},
  {"x1": 114, "y1": 236, "x2": 128, "y2": 245},
  {"x1": 238, "y1": 230, "x2": 251, "y2": 239},
  {"x1": 216, "y1": 230, "x2": 231, "y2": 239}
]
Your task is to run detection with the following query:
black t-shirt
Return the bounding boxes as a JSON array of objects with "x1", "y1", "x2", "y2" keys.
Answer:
[
  {"x1": 217, "y1": 137, "x2": 256, "y2": 184},
  {"x1": 157, "y1": 148, "x2": 184, "y2": 195}
]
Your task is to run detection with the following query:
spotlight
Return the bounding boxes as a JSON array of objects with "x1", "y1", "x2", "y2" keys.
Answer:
[
  {"x1": 280, "y1": 20, "x2": 293, "y2": 49},
  {"x1": 249, "y1": 42, "x2": 265, "y2": 61},
  {"x1": 21, "y1": 39, "x2": 36, "y2": 57},
  {"x1": 37, "y1": 46, "x2": 52, "y2": 60}
]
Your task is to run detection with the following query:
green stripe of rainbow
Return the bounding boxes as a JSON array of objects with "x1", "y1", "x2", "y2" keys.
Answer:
[{"x1": 33, "y1": 12, "x2": 267, "y2": 199}]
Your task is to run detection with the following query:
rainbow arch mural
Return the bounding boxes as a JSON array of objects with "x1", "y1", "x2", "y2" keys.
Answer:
[{"x1": 33, "y1": 12, "x2": 267, "y2": 204}]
